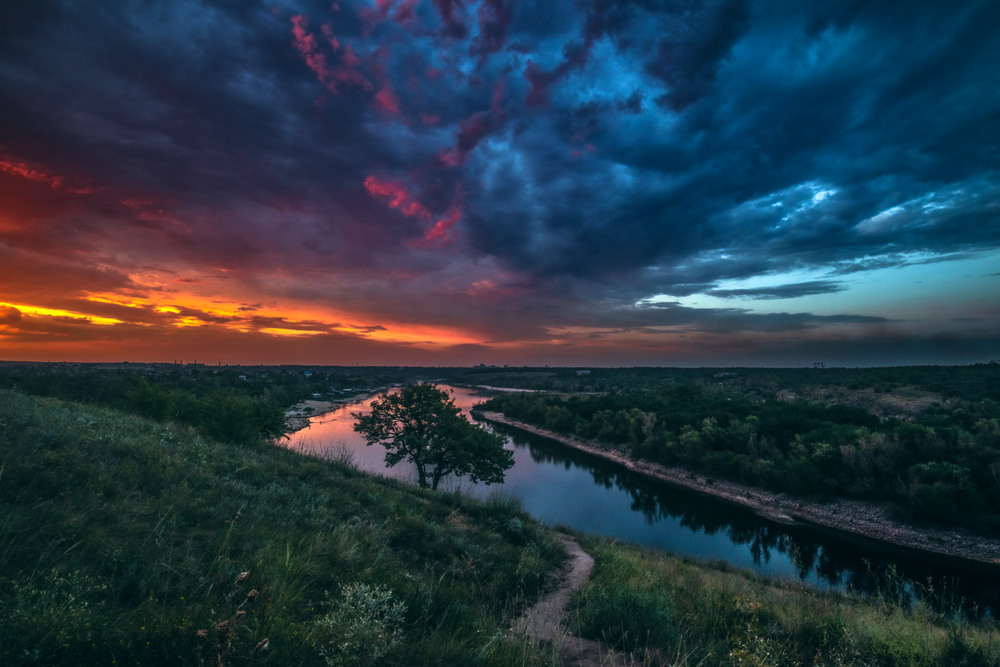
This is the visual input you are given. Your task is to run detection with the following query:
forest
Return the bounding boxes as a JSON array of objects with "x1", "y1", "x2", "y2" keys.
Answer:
[
  {"x1": 0, "y1": 363, "x2": 400, "y2": 444},
  {"x1": 2, "y1": 362, "x2": 1000, "y2": 663},
  {"x1": 4, "y1": 362, "x2": 998, "y2": 529},
  {"x1": 475, "y1": 365, "x2": 1000, "y2": 531}
]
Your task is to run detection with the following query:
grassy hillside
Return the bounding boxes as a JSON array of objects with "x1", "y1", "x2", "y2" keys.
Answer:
[
  {"x1": 3, "y1": 388, "x2": 998, "y2": 666},
  {"x1": 0, "y1": 389, "x2": 564, "y2": 665},
  {"x1": 568, "y1": 536, "x2": 1000, "y2": 666}
]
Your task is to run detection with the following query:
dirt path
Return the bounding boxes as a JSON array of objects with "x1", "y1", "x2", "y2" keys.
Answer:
[{"x1": 513, "y1": 535, "x2": 630, "y2": 666}]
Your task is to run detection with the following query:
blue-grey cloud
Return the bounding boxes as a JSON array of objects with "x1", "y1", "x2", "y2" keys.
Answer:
[
  {"x1": 707, "y1": 281, "x2": 846, "y2": 300},
  {"x1": 1, "y1": 0, "x2": 998, "y2": 365}
]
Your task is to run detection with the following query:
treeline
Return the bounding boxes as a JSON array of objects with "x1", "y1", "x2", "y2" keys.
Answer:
[
  {"x1": 459, "y1": 364, "x2": 1000, "y2": 402},
  {"x1": 481, "y1": 382, "x2": 1000, "y2": 531},
  {"x1": 0, "y1": 365, "x2": 378, "y2": 444}
]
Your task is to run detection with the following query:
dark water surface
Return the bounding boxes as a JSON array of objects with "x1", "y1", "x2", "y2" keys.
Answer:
[{"x1": 287, "y1": 385, "x2": 1000, "y2": 615}]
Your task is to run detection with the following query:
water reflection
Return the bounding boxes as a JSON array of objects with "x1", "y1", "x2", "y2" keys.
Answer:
[
  {"x1": 493, "y1": 422, "x2": 1000, "y2": 614},
  {"x1": 498, "y1": 424, "x2": 846, "y2": 584},
  {"x1": 288, "y1": 386, "x2": 999, "y2": 615}
]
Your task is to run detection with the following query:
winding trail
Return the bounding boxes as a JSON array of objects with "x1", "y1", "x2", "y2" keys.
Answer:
[{"x1": 513, "y1": 535, "x2": 630, "y2": 666}]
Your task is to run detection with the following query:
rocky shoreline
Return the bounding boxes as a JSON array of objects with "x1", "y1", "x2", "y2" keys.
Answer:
[
  {"x1": 478, "y1": 411, "x2": 1000, "y2": 570},
  {"x1": 283, "y1": 393, "x2": 377, "y2": 434}
]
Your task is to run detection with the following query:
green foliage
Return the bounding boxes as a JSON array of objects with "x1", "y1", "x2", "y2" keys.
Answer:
[
  {"x1": 354, "y1": 383, "x2": 514, "y2": 489},
  {"x1": 0, "y1": 389, "x2": 564, "y2": 665},
  {"x1": 908, "y1": 462, "x2": 985, "y2": 520},
  {"x1": 568, "y1": 535, "x2": 1000, "y2": 666},
  {"x1": 313, "y1": 583, "x2": 407, "y2": 666},
  {"x1": 0, "y1": 366, "x2": 298, "y2": 444},
  {"x1": 481, "y1": 366, "x2": 1000, "y2": 530},
  {"x1": 2, "y1": 570, "x2": 109, "y2": 664}
]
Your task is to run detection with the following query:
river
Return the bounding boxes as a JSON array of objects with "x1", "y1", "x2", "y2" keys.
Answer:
[{"x1": 285, "y1": 385, "x2": 999, "y2": 615}]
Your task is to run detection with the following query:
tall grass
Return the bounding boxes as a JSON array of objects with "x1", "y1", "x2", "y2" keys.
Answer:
[
  {"x1": 6, "y1": 387, "x2": 997, "y2": 665},
  {"x1": 0, "y1": 389, "x2": 565, "y2": 665},
  {"x1": 566, "y1": 535, "x2": 1000, "y2": 666}
]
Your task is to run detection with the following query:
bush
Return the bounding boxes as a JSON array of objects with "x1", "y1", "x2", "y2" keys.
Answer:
[{"x1": 313, "y1": 583, "x2": 407, "y2": 666}]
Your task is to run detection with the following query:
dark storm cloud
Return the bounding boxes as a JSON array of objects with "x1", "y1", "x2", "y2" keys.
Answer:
[
  {"x1": 463, "y1": 0, "x2": 1000, "y2": 290},
  {"x1": 707, "y1": 281, "x2": 846, "y2": 301},
  {"x1": 572, "y1": 300, "x2": 887, "y2": 335},
  {"x1": 642, "y1": 0, "x2": 752, "y2": 112},
  {"x1": 1, "y1": 0, "x2": 998, "y2": 364}
]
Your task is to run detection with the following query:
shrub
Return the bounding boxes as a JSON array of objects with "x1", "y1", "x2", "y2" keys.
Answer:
[{"x1": 313, "y1": 583, "x2": 407, "y2": 666}]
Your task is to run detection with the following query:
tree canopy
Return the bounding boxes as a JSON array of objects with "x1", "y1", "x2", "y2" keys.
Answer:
[{"x1": 353, "y1": 383, "x2": 513, "y2": 490}]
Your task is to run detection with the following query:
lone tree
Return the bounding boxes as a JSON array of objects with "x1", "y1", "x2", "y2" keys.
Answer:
[{"x1": 353, "y1": 383, "x2": 513, "y2": 490}]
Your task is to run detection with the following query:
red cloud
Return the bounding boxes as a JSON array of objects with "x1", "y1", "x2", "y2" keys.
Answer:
[
  {"x1": 363, "y1": 0, "x2": 393, "y2": 24},
  {"x1": 375, "y1": 83, "x2": 402, "y2": 116},
  {"x1": 291, "y1": 15, "x2": 371, "y2": 94},
  {"x1": 0, "y1": 156, "x2": 94, "y2": 194},
  {"x1": 0, "y1": 154, "x2": 174, "y2": 232},
  {"x1": 439, "y1": 111, "x2": 490, "y2": 166},
  {"x1": 394, "y1": 0, "x2": 420, "y2": 24},
  {"x1": 365, "y1": 175, "x2": 462, "y2": 245},
  {"x1": 0, "y1": 158, "x2": 59, "y2": 185},
  {"x1": 362, "y1": 0, "x2": 420, "y2": 28},
  {"x1": 438, "y1": 84, "x2": 508, "y2": 166},
  {"x1": 457, "y1": 112, "x2": 490, "y2": 152},
  {"x1": 291, "y1": 15, "x2": 332, "y2": 84},
  {"x1": 320, "y1": 23, "x2": 340, "y2": 51},
  {"x1": 438, "y1": 147, "x2": 462, "y2": 167},
  {"x1": 341, "y1": 44, "x2": 360, "y2": 69},
  {"x1": 364, "y1": 175, "x2": 430, "y2": 219},
  {"x1": 421, "y1": 208, "x2": 461, "y2": 246}
]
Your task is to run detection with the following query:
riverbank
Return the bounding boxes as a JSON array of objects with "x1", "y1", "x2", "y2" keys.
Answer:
[
  {"x1": 478, "y1": 410, "x2": 1000, "y2": 569},
  {"x1": 284, "y1": 392, "x2": 377, "y2": 433}
]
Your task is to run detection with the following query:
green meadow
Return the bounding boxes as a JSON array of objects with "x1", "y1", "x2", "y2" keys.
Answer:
[
  {"x1": 0, "y1": 389, "x2": 563, "y2": 665},
  {"x1": 2, "y1": 388, "x2": 998, "y2": 665}
]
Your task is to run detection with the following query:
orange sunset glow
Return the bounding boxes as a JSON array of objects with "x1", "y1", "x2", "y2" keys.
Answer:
[{"x1": 1, "y1": 1, "x2": 998, "y2": 366}]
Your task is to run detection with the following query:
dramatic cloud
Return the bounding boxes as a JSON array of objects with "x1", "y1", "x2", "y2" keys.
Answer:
[
  {"x1": 708, "y1": 281, "x2": 847, "y2": 301},
  {"x1": 0, "y1": 0, "x2": 998, "y2": 366}
]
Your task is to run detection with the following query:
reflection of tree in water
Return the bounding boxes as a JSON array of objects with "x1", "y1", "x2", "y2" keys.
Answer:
[
  {"x1": 509, "y1": 426, "x2": 816, "y2": 570},
  {"x1": 500, "y1": 425, "x2": 1000, "y2": 616},
  {"x1": 787, "y1": 539, "x2": 820, "y2": 579}
]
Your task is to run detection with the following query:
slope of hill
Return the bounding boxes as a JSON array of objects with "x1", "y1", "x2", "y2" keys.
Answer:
[
  {"x1": 0, "y1": 389, "x2": 564, "y2": 665},
  {"x1": 2, "y1": 388, "x2": 997, "y2": 666}
]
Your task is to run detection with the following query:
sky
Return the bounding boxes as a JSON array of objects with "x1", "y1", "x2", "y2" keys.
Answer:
[{"x1": 1, "y1": 0, "x2": 998, "y2": 367}]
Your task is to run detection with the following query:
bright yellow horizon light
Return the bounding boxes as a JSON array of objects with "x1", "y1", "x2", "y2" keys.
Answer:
[{"x1": 0, "y1": 301, "x2": 123, "y2": 326}]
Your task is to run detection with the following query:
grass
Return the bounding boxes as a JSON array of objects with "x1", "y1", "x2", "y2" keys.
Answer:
[
  {"x1": 4, "y1": 387, "x2": 999, "y2": 666},
  {"x1": 566, "y1": 535, "x2": 1000, "y2": 666},
  {"x1": 0, "y1": 389, "x2": 566, "y2": 665}
]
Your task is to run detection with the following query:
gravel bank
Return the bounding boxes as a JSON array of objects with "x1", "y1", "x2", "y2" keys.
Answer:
[{"x1": 479, "y1": 411, "x2": 1000, "y2": 569}]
